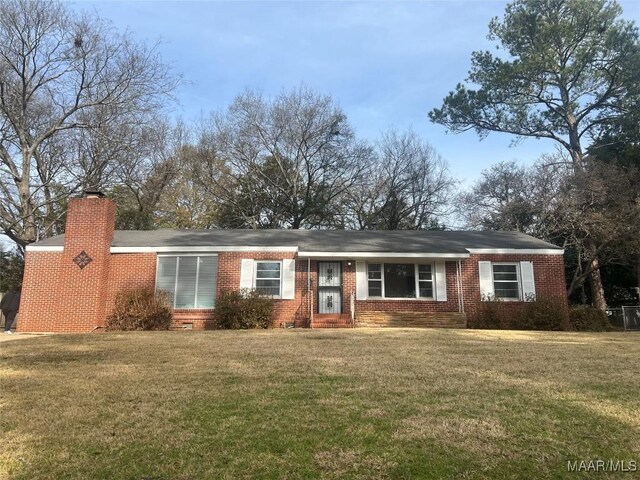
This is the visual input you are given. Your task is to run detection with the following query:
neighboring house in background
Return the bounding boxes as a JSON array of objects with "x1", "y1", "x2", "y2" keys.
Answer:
[{"x1": 18, "y1": 192, "x2": 567, "y2": 333}]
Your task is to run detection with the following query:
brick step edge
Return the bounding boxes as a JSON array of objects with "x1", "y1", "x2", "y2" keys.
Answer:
[{"x1": 312, "y1": 323, "x2": 354, "y2": 328}]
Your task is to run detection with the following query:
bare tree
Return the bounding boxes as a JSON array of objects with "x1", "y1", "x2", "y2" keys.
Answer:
[
  {"x1": 195, "y1": 86, "x2": 372, "y2": 229},
  {"x1": 458, "y1": 154, "x2": 640, "y2": 303},
  {"x1": 0, "y1": 0, "x2": 179, "y2": 249},
  {"x1": 342, "y1": 130, "x2": 455, "y2": 230},
  {"x1": 111, "y1": 121, "x2": 188, "y2": 230}
]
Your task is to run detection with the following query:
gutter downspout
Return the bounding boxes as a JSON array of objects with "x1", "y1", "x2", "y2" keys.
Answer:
[{"x1": 457, "y1": 259, "x2": 465, "y2": 314}]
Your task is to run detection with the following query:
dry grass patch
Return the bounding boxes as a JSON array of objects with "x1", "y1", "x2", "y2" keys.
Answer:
[
  {"x1": 313, "y1": 449, "x2": 397, "y2": 479},
  {"x1": 1, "y1": 329, "x2": 639, "y2": 479}
]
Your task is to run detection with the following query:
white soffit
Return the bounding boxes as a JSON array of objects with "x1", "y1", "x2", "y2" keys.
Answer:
[
  {"x1": 25, "y1": 245, "x2": 64, "y2": 252},
  {"x1": 466, "y1": 248, "x2": 564, "y2": 255},
  {"x1": 298, "y1": 251, "x2": 470, "y2": 259},
  {"x1": 26, "y1": 245, "x2": 299, "y2": 253},
  {"x1": 111, "y1": 246, "x2": 299, "y2": 253}
]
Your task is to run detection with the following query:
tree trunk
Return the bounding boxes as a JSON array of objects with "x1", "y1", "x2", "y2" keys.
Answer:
[
  {"x1": 637, "y1": 255, "x2": 640, "y2": 306},
  {"x1": 585, "y1": 238, "x2": 607, "y2": 310},
  {"x1": 20, "y1": 148, "x2": 37, "y2": 245}
]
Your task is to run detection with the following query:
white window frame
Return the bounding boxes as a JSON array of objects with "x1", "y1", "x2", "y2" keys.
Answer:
[
  {"x1": 491, "y1": 262, "x2": 522, "y2": 301},
  {"x1": 156, "y1": 254, "x2": 218, "y2": 309},
  {"x1": 254, "y1": 260, "x2": 283, "y2": 298},
  {"x1": 366, "y1": 262, "x2": 435, "y2": 300},
  {"x1": 416, "y1": 264, "x2": 434, "y2": 299}
]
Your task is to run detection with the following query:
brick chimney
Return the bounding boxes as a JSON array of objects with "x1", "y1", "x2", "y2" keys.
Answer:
[{"x1": 55, "y1": 190, "x2": 116, "y2": 331}]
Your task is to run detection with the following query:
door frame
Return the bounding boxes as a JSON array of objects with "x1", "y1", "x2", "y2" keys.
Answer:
[{"x1": 317, "y1": 261, "x2": 343, "y2": 314}]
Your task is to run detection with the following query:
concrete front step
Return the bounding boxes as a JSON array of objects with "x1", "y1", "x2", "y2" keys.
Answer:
[
  {"x1": 312, "y1": 314, "x2": 353, "y2": 328},
  {"x1": 312, "y1": 322, "x2": 353, "y2": 328}
]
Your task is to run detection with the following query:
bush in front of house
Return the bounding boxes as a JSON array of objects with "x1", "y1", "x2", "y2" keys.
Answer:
[
  {"x1": 107, "y1": 287, "x2": 173, "y2": 331},
  {"x1": 471, "y1": 294, "x2": 570, "y2": 331},
  {"x1": 569, "y1": 305, "x2": 612, "y2": 331},
  {"x1": 214, "y1": 289, "x2": 274, "y2": 329},
  {"x1": 472, "y1": 297, "x2": 510, "y2": 329},
  {"x1": 517, "y1": 295, "x2": 571, "y2": 331}
]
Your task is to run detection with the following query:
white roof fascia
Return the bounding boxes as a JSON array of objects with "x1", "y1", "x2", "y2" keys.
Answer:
[
  {"x1": 298, "y1": 252, "x2": 470, "y2": 259},
  {"x1": 25, "y1": 245, "x2": 64, "y2": 252},
  {"x1": 466, "y1": 248, "x2": 564, "y2": 255},
  {"x1": 110, "y1": 246, "x2": 299, "y2": 253}
]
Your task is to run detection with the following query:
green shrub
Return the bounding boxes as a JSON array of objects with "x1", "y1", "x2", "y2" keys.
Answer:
[
  {"x1": 517, "y1": 295, "x2": 570, "y2": 331},
  {"x1": 569, "y1": 305, "x2": 612, "y2": 332},
  {"x1": 214, "y1": 289, "x2": 274, "y2": 329},
  {"x1": 107, "y1": 287, "x2": 173, "y2": 331}
]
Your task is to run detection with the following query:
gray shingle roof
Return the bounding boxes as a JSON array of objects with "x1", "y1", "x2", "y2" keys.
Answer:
[{"x1": 31, "y1": 229, "x2": 562, "y2": 253}]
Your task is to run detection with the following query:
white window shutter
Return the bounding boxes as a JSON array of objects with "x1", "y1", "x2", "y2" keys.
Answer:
[
  {"x1": 240, "y1": 259, "x2": 254, "y2": 290},
  {"x1": 520, "y1": 261, "x2": 536, "y2": 301},
  {"x1": 478, "y1": 261, "x2": 494, "y2": 301},
  {"x1": 281, "y1": 259, "x2": 296, "y2": 299},
  {"x1": 355, "y1": 261, "x2": 367, "y2": 300},
  {"x1": 435, "y1": 261, "x2": 447, "y2": 301}
]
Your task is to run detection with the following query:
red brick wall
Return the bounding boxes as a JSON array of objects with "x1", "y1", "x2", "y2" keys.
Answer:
[
  {"x1": 342, "y1": 261, "x2": 356, "y2": 318},
  {"x1": 18, "y1": 197, "x2": 116, "y2": 333},
  {"x1": 17, "y1": 252, "x2": 64, "y2": 332},
  {"x1": 355, "y1": 261, "x2": 462, "y2": 314},
  {"x1": 217, "y1": 252, "x2": 311, "y2": 327},
  {"x1": 462, "y1": 254, "x2": 568, "y2": 325},
  {"x1": 55, "y1": 197, "x2": 115, "y2": 332}
]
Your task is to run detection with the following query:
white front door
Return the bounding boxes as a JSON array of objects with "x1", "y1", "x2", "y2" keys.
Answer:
[{"x1": 318, "y1": 262, "x2": 342, "y2": 314}]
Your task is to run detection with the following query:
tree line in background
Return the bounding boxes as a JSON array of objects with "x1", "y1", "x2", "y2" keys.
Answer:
[{"x1": 1, "y1": 0, "x2": 638, "y2": 308}]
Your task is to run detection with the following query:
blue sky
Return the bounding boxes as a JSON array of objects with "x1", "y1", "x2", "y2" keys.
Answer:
[{"x1": 74, "y1": 0, "x2": 640, "y2": 185}]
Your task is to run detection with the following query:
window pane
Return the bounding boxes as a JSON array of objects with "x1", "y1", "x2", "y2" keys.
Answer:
[
  {"x1": 176, "y1": 257, "x2": 197, "y2": 308},
  {"x1": 156, "y1": 257, "x2": 177, "y2": 305},
  {"x1": 256, "y1": 282, "x2": 280, "y2": 296},
  {"x1": 256, "y1": 269, "x2": 280, "y2": 279},
  {"x1": 418, "y1": 264, "x2": 432, "y2": 275},
  {"x1": 367, "y1": 264, "x2": 382, "y2": 280},
  {"x1": 493, "y1": 265, "x2": 518, "y2": 281},
  {"x1": 419, "y1": 285, "x2": 433, "y2": 298},
  {"x1": 493, "y1": 265, "x2": 517, "y2": 272},
  {"x1": 368, "y1": 280, "x2": 382, "y2": 297},
  {"x1": 384, "y1": 264, "x2": 416, "y2": 298},
  {"x1": 256, "y1": 262, "x2": 280, "y2": 278},
  {"x1": 196, "y1": 256, "x2": 217, "y2": 308},
  {"x1": 256, "y1": 279, "x2": 280, "y2": 296},
  {"x1": 495, "y1": 282, "x2": 520, "y2": 299},
  {"x1": 494, "y1": 272, "x2": 518, "y2": 281}
]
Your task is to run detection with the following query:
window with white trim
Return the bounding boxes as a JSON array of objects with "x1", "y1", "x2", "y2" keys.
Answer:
[
  {"x1": 367, "y1": 263, "x2": 434, "y2": 299},
  {"x1": 367, "y1": 263, "x2": 383, "y2": 297},
  {"x1": 492, "y1": 263, "x2": 521, "y2": 300},
  {"x1": 255, "y1": 261, "x2": 282, "y2": 297},
  {"x1": 418, "y1": 264, "x2": 434, "y2": 298},
  {"x1": 156, "y1": 255, "x2": 218, "y2": 309}
]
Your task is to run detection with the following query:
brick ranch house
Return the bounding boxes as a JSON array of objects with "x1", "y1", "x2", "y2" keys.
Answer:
[{"x1": 18, "y1": 192, "x2": 567, "y2": 333}]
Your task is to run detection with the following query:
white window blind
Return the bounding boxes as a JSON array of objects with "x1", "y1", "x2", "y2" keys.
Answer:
[
  {"x1": 156, "y1": 255, "x2": 218, "y2": 309},
  {"x1": 196, "y1": 257, "x2": 218, "y2": 308}
]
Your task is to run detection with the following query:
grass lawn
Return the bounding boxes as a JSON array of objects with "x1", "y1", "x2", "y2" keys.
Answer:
[{"x1": 1, "y1": 329, "x2": 639, "y2": 479}]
